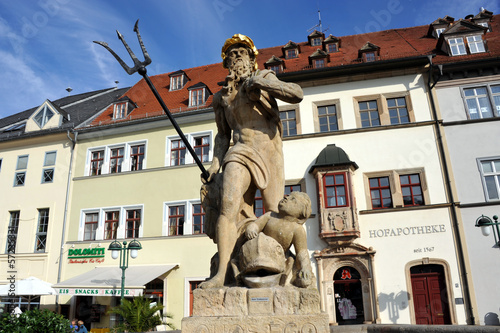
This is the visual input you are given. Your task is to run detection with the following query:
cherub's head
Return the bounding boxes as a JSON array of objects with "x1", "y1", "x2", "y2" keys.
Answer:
[{"x1": 278, "y1": 191, "x2": 312, "y2": 223}]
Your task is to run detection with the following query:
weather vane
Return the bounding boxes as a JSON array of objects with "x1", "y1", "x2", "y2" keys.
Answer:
[{"x1": 94, "y1": 20, "x2": 210, "y2": 181}]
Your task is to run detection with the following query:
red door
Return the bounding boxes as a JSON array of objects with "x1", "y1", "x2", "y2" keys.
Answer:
[{"x1": 411, "y1": 272, "x2": 451, "y2": 325}]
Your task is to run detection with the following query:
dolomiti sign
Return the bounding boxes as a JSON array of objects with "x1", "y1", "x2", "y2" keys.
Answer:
[{"x1": 68, "y1": 247, "x2": 105, "y2": 264}]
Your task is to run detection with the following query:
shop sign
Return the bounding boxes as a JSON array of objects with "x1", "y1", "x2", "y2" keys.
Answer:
[
  {"x1": 68, "y1": 247, "x2": 105, "y2": 264},
  {"x1": 368, "y1": 224, "x2": 446, "y2": 238},
  {"x1": 56, "y1": 288, "x2": 143, "y2": 296}
]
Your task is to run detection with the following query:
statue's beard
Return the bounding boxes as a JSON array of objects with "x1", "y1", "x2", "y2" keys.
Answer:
[{"x1": 229, "y1": 59, "x2": 251, "y2": 82}]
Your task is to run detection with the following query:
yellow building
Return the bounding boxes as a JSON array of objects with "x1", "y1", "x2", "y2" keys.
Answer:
[{"x1": 0, "y1": 88, "x2": 127, "y2": 313}]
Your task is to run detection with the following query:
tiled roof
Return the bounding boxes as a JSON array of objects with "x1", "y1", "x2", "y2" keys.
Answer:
[{"x1": 87, "y1": 13, "x2": 499, "y2": 128}]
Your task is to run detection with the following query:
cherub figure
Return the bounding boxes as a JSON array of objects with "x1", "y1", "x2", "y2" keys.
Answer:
[{"x1": 245, "y1": 191, "x2": 314, "y2": 288}]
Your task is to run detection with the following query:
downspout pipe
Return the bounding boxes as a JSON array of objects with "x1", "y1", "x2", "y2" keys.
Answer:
[
  {"x1": 426, "y1": 55, "x2": 475, "y2": 325},
  {"x1": 55, "y1": 130, "x2": 78, "y2": 311}
]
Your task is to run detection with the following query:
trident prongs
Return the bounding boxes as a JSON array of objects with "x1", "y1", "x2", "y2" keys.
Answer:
[
  {"x1": 93, "y1": 19, "x2": 151, "y2": 75},
  {"x1": 92, "y1": 20, "x2": 210, "y2": 181}
]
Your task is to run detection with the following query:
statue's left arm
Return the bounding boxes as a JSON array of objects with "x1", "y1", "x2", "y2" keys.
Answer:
[{"x1": 244, "y1": 70, "x2": 303, "y2": 104}]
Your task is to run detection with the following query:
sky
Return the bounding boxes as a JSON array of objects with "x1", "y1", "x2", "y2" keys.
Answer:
[{"x1": 0, "y1": 0, "x2": 498, "y2": 119}]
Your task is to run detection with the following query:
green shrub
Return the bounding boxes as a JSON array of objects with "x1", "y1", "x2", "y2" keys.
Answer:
[
  {"x1": 0, "y1": 308, "x2": 72, "y2": 333},
  {"x1": 108, "y1": 296, "x2": 175, "y2": 332}
]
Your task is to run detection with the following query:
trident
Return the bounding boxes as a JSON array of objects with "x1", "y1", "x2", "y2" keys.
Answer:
[{"x1": 94, "y1": 20, "x2": 210, "y2": 181}]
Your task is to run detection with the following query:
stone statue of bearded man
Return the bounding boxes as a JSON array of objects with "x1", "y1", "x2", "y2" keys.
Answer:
[{"x1": 200, "y1": 34, "x2": 303, "y2": 289}]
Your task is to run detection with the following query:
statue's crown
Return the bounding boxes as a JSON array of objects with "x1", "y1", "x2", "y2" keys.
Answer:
[{"x1": 221, "y1": 34, "x2": 258, "y2": 69}]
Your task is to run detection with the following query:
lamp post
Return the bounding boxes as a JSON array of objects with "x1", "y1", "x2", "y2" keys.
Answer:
[
  {"x1": 108, "y1": 239, "x2": 142, "y2": 302},
  {"x1": 475, "y1": 215, "x2": 500, "y2": 247}
]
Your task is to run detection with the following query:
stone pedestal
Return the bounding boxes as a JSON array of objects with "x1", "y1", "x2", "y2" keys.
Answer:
[{"x1": 181, "y1": 287, "x2": 329, "y2": 332}]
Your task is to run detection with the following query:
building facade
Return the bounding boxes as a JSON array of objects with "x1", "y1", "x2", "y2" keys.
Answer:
[{"x1": 1, "y1": 8, "x2": 499, "y2": 330}]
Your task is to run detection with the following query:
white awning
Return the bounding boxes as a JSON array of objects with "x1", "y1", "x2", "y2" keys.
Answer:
[{"x1": 53, "y1": 265, "x2": 178, "y2": 296}]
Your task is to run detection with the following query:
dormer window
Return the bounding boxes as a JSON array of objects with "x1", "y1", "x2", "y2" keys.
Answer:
[
  {"x1": 265, "y1": 55, "x2": 285, "y2": 74},
  {"x1": 473, "y1": 9, "x2": 493, "y2": 32},
  {"x1": 33, "y1": 105, "x2": 54, "y2": 128},
  {"x1": 326, "y1": 43, "x2": 337, "y2": 53},
  {"x1": 324, "y1": 35, "x2": 340, "y2": 53},
  {"x1": 467, "y1": 35, "x2": 486, "y2": 53},
  {"x1": 435, "y1": 28, "x2": 445, "y2": 37},
  {"x1": 309, "y1": 49, "x2": 329, "y2": 69},
  {"x1": 169, "y1": 70, "x2": 188, "y2": 91},
  {"x1": 286, "y1": 49, "x2": 298, "y2": 59},
  {"x1": 171, "y1": 75, "x2": 183, "y2": 90},
  {"x1": 188, "y1": 83, "x2": 210, "y2": 107},
  {"x1": 359, "y1": 42, "x2": 380, "y2": 62},
  {"x1": 308, "y1": 30, "x2": 325, "y2": 47},
  {"x1": 364, "y1": 52, "x2": 376, "y2": 62},
  {"x1": 114, "y1": 103, "x2": 127, "y2": 119},
  {"x1": 440, "y1": 19, "x2": 487, "y2": 56},
  {"x1": 311, "y1": 37, "x2": 322, "y2": 46},
  {"x1": 282, "y1": 41, "x2": 300, "y2": 60}
]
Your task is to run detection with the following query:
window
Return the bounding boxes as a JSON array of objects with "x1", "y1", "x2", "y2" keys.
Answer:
[
  {"x1": 286, "y1": 49, "x2": 298, "y2": 59},
  {"x1": 109, "y1": 147, "x2": 124, "y2": 173},
  {"x1": 194, "y1": 136, "x2": 210, "y2": 163},
  {"x1": 170, "y1": 75, "x2": 184, "y2": 90},
  {"x1": 42, "y1": 151, "x2": 56, "y2": 183},
  {"x1": 364, "y1": 52, "x2": 376, "y2": 62},
  {"x1": 268, "y1": 64, "x2": 282, "y2": 74},
  {"x1": 463, "y1": 84, "x2": 500, "y2": 120},
  {"x1": 280, "y1": 110, "x2": 297, "y2": 137},
  {"x1": 254, "y1": 189, "x2": 265, "y2": 218},
  {"x1": 167, "y1": 133, "x2": 211, "y2": 167},
  {"x1": 313, "y1": 58, "x2": 325, "y2": 68},
  {"x1": 114, "y1": 103, "x2": 127, "y2": 119},
  {"x1": 365, "y1": 170, "x2": 428, "y2": 210},
  {"x1": 435, "y1": 28, "x2": 445, "y2": 37},
  {"x1": 323, "y1": 173, "x2": 348, "y2": 208},
  {"x1": 79, "y1": 206, "x2": 143, "y2": 241},
  {"x1": 355, "y1": 94, "x2": 413, "y2": 128},
  {"x1": 190, "y1": 88, "x2": 205, "y2": 107},
  {"x1": 170, "y1": 139, "x2": 186, "y2": 166},
  {"x1": 480, "y1": 159, "x2": 500, "y2": 201},
  {"x1": 317, "y1": 105, "x2": 338, "y2": 132},
  {"x1": 284, "y1": 184, "x2": 302, "y2": 195},
  {"x1": 35, "y1": 209, "x2": 49, "y2": 252},
  {"x1": 87, "y1": 142, "x2": 146, "y2": 176},
  {"x1": 5, "y1": 211, "x2": 20, "y2": 254},
  {"x1": 105, "y1": 211, "x2": 119, "y2": 240},
  {"x1": 84, "y1": 212, "x2": 98, "y2": 241},
  {"x1": 126, "y1": 209, "x2": 141, "y2": 239},
  {"x1": 369, "y1": 177, "x2": 392, "y2": 209},
  {"x1": 169, "y1": 205, "x2": 185, "y2": 236},
  {"x1": 326, "y1": 43, "x2": 337, "y2": 53},
  {"x1": 311, "y1": 37, "x2": 322, "y2": 46},
  {"x1": 387, "y1": 97, "x2": 409, "y2": 124},
  {"x1": 400, "y1": 174, "x2": 424, "y2": 206},
  {"x1": 449, "y1": 38, "x2": 467, "y2": 56},
  {"x1": 130, "y1": 144, "x2": 145, "y2": 171},
  {"x1": 359, "y1": 100, "x2": 380, "y2": 128},
  {"x1": 467, "y1": 35, "x2": 485, "y2": 54},
  {"x1": 14, "y1": 155, "x2": 28, "y2": 186},
  {"x1": 90, "y1": 150, "x2": 104, "y2": 176},
  {"x1": 192, "y1": 204, "x2": 205, "y2": 234},
  {"x1": 33, "y1": 105, "x2": 54, "y2": 128}
]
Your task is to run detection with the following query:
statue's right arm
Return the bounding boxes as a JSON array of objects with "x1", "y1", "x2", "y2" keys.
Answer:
[{"x1": 205, "y1": 93, "x2": 231, "y2": 183}]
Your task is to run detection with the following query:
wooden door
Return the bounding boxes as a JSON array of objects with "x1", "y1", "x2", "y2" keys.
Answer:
[{"x1": 411, "y1": 272, "x2": 450, "y2": 325}]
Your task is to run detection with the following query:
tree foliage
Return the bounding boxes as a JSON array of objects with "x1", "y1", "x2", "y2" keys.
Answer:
[
  {"x1": 0, "y1": 308, "x2": 72, "y2": 333},
  {"x1": 108, "y1": 296, "x2": 175, "y2": 332}
]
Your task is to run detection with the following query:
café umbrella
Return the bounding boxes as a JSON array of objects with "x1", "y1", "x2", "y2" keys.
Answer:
[{"x1": 0, "y1": 276, "x2": 56, "y2": 310}]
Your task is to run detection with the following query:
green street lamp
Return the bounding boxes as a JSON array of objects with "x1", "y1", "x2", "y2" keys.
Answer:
[
  {"x1": 475, "y1": 215, "x2": 500, "y2": 246},
  {"x1": 108, "y1": 239, "x2": 142, "y2": 302}
]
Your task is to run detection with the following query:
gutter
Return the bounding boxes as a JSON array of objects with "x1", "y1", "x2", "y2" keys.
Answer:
[
  {"x1": 426, "y1": 55, "x2": 476, "y2": 325},
  {"x1": 55, "y1": 130, "x2": 78, "y2": 311}
]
